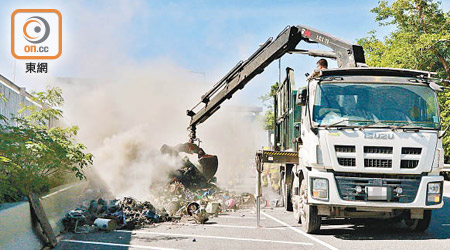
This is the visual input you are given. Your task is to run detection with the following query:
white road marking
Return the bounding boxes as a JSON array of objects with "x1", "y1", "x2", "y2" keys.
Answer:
[
  {"x1": 61, "y1": 239, "x2": 179, "y2": 250},
  {"x1": 219, "y1": 215, "x2": 266, "y2": 219},
  {"x1": 442, "y1": 224, "x2": 450, "y2": 226},
  {"x1": 261, "y1": 211, "x2": 339, "y2": 250},
  {"x1": 41, "y1": 183, "x2": 83, "y2": 199},
  {"x1": 116, "y1": 230, "x2": 313, "y2": 246},
  {"x1": 321, "y1": 224, "x2": 354, "y2": 230},
  {"x1": 443, "y1": 193, "x2": 450, "y2": 197},
  {"x1": 203, "y1": 224, "x2": 286, "y2": 230}
]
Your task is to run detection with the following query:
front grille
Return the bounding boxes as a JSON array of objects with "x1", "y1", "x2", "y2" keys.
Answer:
[
  {"x1": 338, "y1": 158, "x2": 356, "y2": 167},
  {"x1": 335, "y1": 145, "x2": 356, "y2": 153},
  {"x1": 334, "y1": 145, "x2": 422, "y2": 170},
  {"x1": 364, "y1": 146, "x2": 393, "y2": 154},
  {"x1": 334, "y1": 172, "x2": 421, "y2": 203},
  {"x1": 402, "y1": 147, "x2": 422, "y2": 155},
  {"x1": 364, "y1": 159, "x2": 392, "y2": 168},
  {"x1": 400, "y1": 160, "x2": 419, "y2": 169}
]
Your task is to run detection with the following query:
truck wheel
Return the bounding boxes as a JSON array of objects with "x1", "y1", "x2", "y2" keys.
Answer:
[
  {"x1": 299, "y1": 178, "x2": 321, "y2": 234},
  {"x1": 282, "y1": 178, "x2": 293, "y2": 211},
  {"x1": 405, "y1": 210, "x2": 432, "y2": 232}
]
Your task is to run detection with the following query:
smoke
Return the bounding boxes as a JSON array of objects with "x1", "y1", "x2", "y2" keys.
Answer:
[
  {"x1": 91, "y1": 125, "x2": 183, "y2": 200},
  {"x1": 52, "y1": 1, "x2": 266, "y2": 199},
  {"x1": 200, "y1": 107, "x2": 264, "y2": 192},
  {"x1": 57, "y1": 64, "x2": 265, "y2": 198},
  {"x1": 56, "y1": 61, "x2": 207, "y2": 199}
]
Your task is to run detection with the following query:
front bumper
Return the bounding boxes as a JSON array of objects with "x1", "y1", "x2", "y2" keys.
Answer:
[{"x1": 307, "y1": 171, "x2": 444, "y2": 209}]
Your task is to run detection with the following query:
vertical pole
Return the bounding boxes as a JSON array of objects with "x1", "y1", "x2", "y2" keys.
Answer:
[{"x1": 256, "y1": 154, "x2": 263, "y2": 228}]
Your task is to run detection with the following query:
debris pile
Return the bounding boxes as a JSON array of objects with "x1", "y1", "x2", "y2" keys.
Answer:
[
  {"x1": 117, "y1": 197, "x2": 170, "y2": 229},
  {"x1": 62, "y1": 142, "x2": 256, "y2": 233},
  {"x1": 62, "y1": 183, "x2": 256, "y2": 233}
]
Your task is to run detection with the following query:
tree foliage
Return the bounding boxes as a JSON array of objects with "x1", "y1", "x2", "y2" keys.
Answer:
[
  {"x1": 358, "y1": 0, "x2": 450, "y2": 79},
  {"x1": 0, "y1": 87, "x2": 93, "y2": 202},
  {"x1": 358, "y1": 0, "x2": 450, "y2": 162},
  {"x1": 259, "y1": 82, "x2": 279, "y2": 130}
]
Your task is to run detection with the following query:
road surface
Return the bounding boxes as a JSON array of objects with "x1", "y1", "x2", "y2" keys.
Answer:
[{"x1": 56, "y1": 181, "x2": 450, "y2": 250}]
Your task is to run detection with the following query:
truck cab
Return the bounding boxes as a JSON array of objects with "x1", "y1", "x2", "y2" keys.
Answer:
[{"x1": 291, "y1": 67, "x2": 444, "y2": 233}]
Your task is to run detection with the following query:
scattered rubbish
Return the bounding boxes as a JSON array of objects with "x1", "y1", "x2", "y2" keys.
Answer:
[
  {"x1": 145, "y1": 210, "x2": 160, "y2": 223},
  {"x1": 94, "y1": 218, "x2": 117, "y2": 231},
  {"x1": 62, "y1": 209, "x2": 89, "y2": 233},
  {"x1": 81, "y1": 225, "x2": 97, "y2": 234},
  {"x1": 186, "y1": 202, "x2": 200, "y2": 216},
  {"x1": 205, "y1": 202, "x2": 220, "y2": 215},
  {"x1": 239, "y1": 193, "x2": 256, "y2": 208},
  {"x1": 62, "y1": 185, "x2": 259, "y2": 234},
  {"x1": 225, "y1": 199, "x2": 236, "y2": 209},
  {"x1": 165, "y1": 200, "x2": 181, "y2": 216},
  {"x1": 193, "y1": 208, "x2": 209, "y2": 224},
  {"x1": 61, "y1": 146, "x2": 258, "y2": 234}
]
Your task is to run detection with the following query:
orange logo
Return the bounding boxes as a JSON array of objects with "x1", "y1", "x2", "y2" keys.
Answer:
[{"x1": 11, "y1": 9, "x2": 62, "y2": 59}]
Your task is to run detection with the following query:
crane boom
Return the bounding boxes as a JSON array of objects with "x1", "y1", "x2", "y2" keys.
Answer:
[{"x1": 186, "y1": 25, "x2": 365, "y2": 142}]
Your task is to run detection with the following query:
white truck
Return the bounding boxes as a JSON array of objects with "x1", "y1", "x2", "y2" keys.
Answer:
[
  {"x1": 184, "y1": 25, "x2": 445, "y2": 233},
  {"x1": 289, "y1": 67, "x2": 445, "y2": 233}
]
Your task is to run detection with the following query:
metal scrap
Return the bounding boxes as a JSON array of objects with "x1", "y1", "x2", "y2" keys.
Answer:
[{"x1": 62, "y1": 181, "x2": 256, "y2": 234}]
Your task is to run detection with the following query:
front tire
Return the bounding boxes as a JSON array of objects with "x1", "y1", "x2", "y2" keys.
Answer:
[
  {"x1": 404, "y1": 210, "x2": 432, "y2": 232},
  {"x1": 299, "y1": 178, "x2": 321, "y2": 234}
]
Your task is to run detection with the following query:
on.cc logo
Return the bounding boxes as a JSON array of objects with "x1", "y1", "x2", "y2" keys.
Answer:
[
  {"x1": 11, "y1": 9, "x2": 62, "y2": 60},
  {"x1": 23, "y1": 16, "x2": 50, "y2": 44}
]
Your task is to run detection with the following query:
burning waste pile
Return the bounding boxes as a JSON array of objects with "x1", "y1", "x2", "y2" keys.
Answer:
[{"x1": 62, "y1": 143, "x2": 256, "y2": 233}]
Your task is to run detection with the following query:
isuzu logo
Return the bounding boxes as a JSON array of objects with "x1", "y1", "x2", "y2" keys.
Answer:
[{"x1": 364, "y1": 132, "x2": 394, "y2": 140}]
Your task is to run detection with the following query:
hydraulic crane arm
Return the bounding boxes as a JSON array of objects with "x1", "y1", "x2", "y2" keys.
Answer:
[{"x1": 186, "y1": 25, "x2": 365, "y2": 142}]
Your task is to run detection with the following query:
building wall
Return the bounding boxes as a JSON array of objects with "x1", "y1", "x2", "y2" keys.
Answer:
[{"x1": 0, "y1": 74, "x2": 44, "y2": 125}]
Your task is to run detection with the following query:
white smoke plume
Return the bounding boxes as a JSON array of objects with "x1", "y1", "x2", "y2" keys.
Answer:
[
  {"x1": 57, "y1": 63, "x2": 265, "y2": 198},
  {"x1": 51, "y1": 2, "x2": 267, "y2": 199},
  {"x1": 56, "y1": 62, "x2": 205, "y2": 199}
]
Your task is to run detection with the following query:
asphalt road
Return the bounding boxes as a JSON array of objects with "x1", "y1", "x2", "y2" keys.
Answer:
[{"x1": 56, "y1": 181, "x2": 450, "y2": 250}]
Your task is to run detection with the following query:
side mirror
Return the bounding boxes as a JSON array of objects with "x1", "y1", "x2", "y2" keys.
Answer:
[
  {"x1": 296, "y1": 88, "x2": 307, "y2": 106},
  {"x1": 293, "y1": 123, "x2": 302, "y2": 144},
  {"x1": 429, "y1": 81, "x2": 444, "y2": 92}
]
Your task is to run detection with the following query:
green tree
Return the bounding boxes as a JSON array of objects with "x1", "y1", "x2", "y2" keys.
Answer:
[
  {"x1": 259, "y1": 82, "x2": 279, "y2": 130},
  {"x1": 358, "y1": 0, "x2": 450, "y2": 162},
  {"x1": 358, "y1": 0, "x2": 450, "y2": 79},
  {"x1": 0, "y1": 87, "x2": 93, "y2": 202}
]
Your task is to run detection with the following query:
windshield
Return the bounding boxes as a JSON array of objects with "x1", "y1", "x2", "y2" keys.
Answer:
[{"x1": 313, "y1": 83, "x2": 440, "y2": 129}]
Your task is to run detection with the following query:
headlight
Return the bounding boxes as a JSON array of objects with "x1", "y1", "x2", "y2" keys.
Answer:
[
  {"x1": 427, "y1": 182, "x2": 442, "y2": 205},
  {"x1": 311, "y1": 178, "x2": 328, "y2": 200},
  {"x1": 428, "y1": 183, "x2": 440, "y2": 194},
  {"x1": 316, "y1": 145, "x2": 323, "y2": 164}
]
